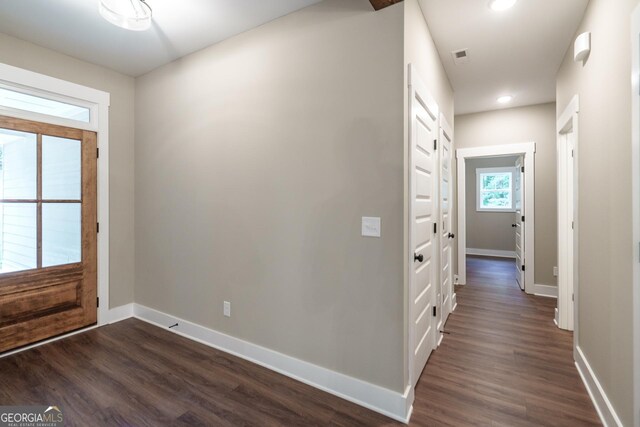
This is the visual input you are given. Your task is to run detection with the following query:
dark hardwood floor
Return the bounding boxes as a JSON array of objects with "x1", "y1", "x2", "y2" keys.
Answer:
[
  {"x1": 410, "y1": 256, "x2": 600, "y2": 426},
  {"x1": 0, "y1": 255, "x2": 600, "y2": 426}
]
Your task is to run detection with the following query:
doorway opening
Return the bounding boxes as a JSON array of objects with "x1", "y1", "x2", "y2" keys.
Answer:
[
  {"x1": 456, "y1": 143, "x2": 536, "y2": 294},
  {"x1": 464, "y1": 156, "x2": 523, "y2": 292}
]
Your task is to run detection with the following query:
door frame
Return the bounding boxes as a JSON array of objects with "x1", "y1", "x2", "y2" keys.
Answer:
[
  {"x1": 406, "y1": 63, "x2": 439, "y2": 391},
  {"x1": 455, "y1": 142, "x2": 536, "y2": 294},
  {"x1": 439, "y1": 113, "x2": 455, "y2": 325},
  {"x1": 630, "y1": 5, "x2": 640, "y2": 421},
  {"x1": 0, "y1": 62, "x2": 111, "y2": 327},
  {"x1": 557, "y1": 96, "x2": 579, "y2": 333}
]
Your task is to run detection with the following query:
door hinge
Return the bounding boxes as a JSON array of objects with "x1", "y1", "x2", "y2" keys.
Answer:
[
  {"x1": 97, "y1": 297, "x2": 100, "y2": 308},
  {"x1": 97, "y1": 222, "x2": 100, "y2": 233},
  {"x1": 432, "y1": 306, "x2": 437, "y2": 317},
  {"x1": 571, "y1": 149, "x2": 574, "y2": 158},
  {"x1": 433, "y1": 222, "x2": 437, "y2": 234},
  {"x1": 572, "y1": 293, "x2": 574, "y2": 302},
  {"x1": 521, "y1": 166, "x2": 524, "y2": 173},
  {"x1": 521, "y1": 265, "x2": 526, "y2": 271},
  {"x1": 522, "y1": 216, "x2": 525, "y2": 222},
  {"x1": 433, "y1": 139, "x2": 437, "y2": 151},
  {"x1": 97, "y1": 147, "x2": 100, "y2": 158},
  {"x1": 571, "y1": 221, "x2": 574, "y2": 230}
]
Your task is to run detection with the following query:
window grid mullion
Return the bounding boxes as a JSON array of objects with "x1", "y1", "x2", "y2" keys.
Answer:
[{"x1": 36, "y1": 133, "x2": 42, "y2": 269}]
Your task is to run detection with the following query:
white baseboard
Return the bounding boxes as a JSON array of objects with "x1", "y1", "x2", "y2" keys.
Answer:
[
  {"x1": 132, "y1": 304, "x2": 412, "y2": 423},
  {"x1": 534, "y1": 284, "x2": 558, "y2": 298},
  {"x1": 466, "y1": 248, "x2": 516, "y2": 258},
  {"x1": 554, "y1": 308, "x2": 559, "y2": 326},
  {"x1": 451, "y1": 293, "x2": 458, "y2": 311},
  {"x1": 107, "y1": 303, "x2": 134, "y2": 324},
  {"x1": 574, "y1": 346, "x2": 623, "y2": 427}
]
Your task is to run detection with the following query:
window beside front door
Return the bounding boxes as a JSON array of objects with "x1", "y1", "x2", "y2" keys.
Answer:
[{"x1": 0, "y1": 128, "x2": 82, "y2": 273}]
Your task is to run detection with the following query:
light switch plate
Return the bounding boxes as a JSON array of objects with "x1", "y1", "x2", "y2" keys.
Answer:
[{"x1": 362, "y1": 217, "x2": 381, "y2": 238}]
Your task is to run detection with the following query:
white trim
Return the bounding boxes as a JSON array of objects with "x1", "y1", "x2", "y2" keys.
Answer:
[
  {"x1": 630, "y1": 5, "x2": 640, "y2": 425},
  {"x1": 0, "y1": 62, "x2": 111, "y2": 325},
  {"x1": 107, "y1": 303, "x2": 134, "y2": 324},
  {"x1": 133, "y1": 304, "x2": 412, "y2": 423},
  {"x1": 475, "y1": 166, "x2": 517, "y2": 212},
  {"x1": 554, "y1": 308, "x2": 559, "y2": 326},
  {"x1": 575, "y1": 346, "x2": 623, "y2": 427},
  {"x1": 557, "y1": 96, "x2": 579, "y2": 332},
  {"x1": 451, "y1": 293, "x2": 457, "y2": 311},
  {"x1": 456, "y1": 142, "x2": 536, "y2": 293},
  {"x1": 533, "y1": 284, "x2": 558, "y2": 298},
  {"x1": 466, "y1": 248, "x2": 516, "y2": 258}
]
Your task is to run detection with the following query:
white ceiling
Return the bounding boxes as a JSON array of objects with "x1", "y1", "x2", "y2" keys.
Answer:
[
  {"x1": 418, "y1": 0, "x2": 588, "y2": 115},
  {"x1": 0, "y1": 0, "x2": 322, "y2": 76}
]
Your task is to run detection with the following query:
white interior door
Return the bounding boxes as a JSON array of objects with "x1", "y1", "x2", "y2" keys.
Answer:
[
  {"x1": 514, "y1": 157, "x2": 525, "y2": 290},
  {"x1": 439, "y1": 117, "x2": 453, "y2": 327},
  {"x1": 409, "y1": 66, "x2": 439, "y2": 386}
]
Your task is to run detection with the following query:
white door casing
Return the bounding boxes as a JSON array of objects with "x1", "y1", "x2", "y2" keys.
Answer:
[
  {"x1": 439, "y1": 113, "x2": 454, "y2": 327},
  {"x1": 514, "y1": 157, "x2": 525, "y2": 290},
  {"x1": 408, "y1": 64, "x2": 439, "y2": 387},
  {"x1": 557, "y1": 96, "x2": 579, "y2": 332},
  {"x1": 631, "y1": 6, "x2": 640, "y2": 422}
]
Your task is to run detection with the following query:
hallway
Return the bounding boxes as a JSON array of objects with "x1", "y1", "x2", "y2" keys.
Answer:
[{"x1": 410, "y1": 256, "x2": 601, "y2": 426}]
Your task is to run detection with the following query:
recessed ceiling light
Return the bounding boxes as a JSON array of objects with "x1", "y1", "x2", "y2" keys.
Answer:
[
  {"x1": 497, "y1": 95, "x2": 513, "y2": 104},
  {"x1": 99, "y1": 0, "x2": 152, "y2": 31},
  {"x1": 489, "y1": 0, "x2": 517, "y2": 12}
]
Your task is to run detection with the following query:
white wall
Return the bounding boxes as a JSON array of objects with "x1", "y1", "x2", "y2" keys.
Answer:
[
  {"x1": 135, "y1": 0, "x2": 406, "y2": 392},
  {"x1": 556, "y1": 0, "x2": 639, "y2": 423}
]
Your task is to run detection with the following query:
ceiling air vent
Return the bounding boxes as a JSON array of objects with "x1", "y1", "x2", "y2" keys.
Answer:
[{"x1": 451, "y1": 49, "x2": 470, "y2": 64}]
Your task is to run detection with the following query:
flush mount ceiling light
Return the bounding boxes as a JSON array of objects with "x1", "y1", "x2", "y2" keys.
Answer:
[
  {"x1": 99, "y1": 0, "x2": 152, "y2": 31},
  {"x1": 497, "y1": 95, "x2": 513, "y2": 104},
  {"x1": 489, "y1": 0, "x2": 517, "y2": 11}
]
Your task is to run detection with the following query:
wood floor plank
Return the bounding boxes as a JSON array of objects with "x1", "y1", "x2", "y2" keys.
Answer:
[
  {"x1": 413, "y1": 256, "x2": 600, "y2": 426},
  {"x1": 0, "y1": 255, "x2": 600, "y2": 426}
]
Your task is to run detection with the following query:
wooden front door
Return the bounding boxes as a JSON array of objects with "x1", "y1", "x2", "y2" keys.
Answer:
[{"x1": 0, "y1": 116, "x2": 97, "y2": 353}]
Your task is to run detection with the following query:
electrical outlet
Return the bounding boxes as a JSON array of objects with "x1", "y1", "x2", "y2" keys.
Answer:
[
  {"x1": 553, "y1": 266, "x2": 558, "y2": 277},
  {"x1": 223, "y1": 301, "x2": 231, "y2": 317}
]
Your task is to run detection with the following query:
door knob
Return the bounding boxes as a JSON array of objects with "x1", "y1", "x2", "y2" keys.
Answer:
[
  {"x1": 448, "y1": 233, "x2": 455, "y2": 239},
  {"x1": 512, "y1": 224, "x2": 517, "y2": 227},
  {"x1": 414, "y1": 253, "x2": 424, "y2": 263}
]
